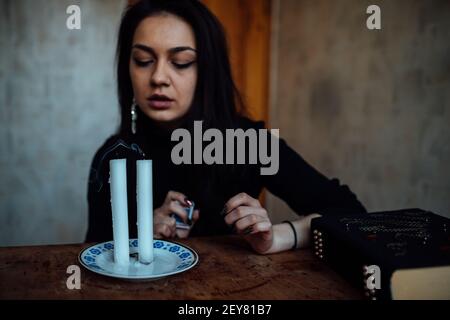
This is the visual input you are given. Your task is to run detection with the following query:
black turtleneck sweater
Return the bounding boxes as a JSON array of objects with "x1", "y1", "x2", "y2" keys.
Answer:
[{"x1": 85, "y1": 117, "x2": 366, "y2": 242}]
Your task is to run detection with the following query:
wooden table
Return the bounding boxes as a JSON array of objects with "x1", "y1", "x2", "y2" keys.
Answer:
[{"x1": 0, "y1": 236, "x2": 363, "y2": 299}]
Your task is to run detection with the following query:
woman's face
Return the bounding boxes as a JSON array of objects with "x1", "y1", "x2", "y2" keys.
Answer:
[{"x1": 130, "y1": 13, "x2": 197, "y2": 125}]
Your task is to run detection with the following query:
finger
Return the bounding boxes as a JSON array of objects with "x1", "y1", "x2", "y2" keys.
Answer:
[
  {"x1": 176, "y1": 228, "x2": 190, "y2": 239},
  {"x1": 251, "y1": 220, "x2": 272, "y2": 233},
  {"x1": 155, "y1": 216, "x2": 176, "y2": 237},
  {"x1": 156, "y1": 200, "x2": 189, "y2": 221},
  {"x1": 160, "y1": 215, "x2": 177, "y2": 229},
  {"x1": 191, "y1": 209, "x2": 200, "y2": 223},
  {"x1": 164, "y1": 191, "x2": 189, "y2": 207},
  {"x1": 224, "y1": 206, "x2": 267, "y2": 226},
  {"x1": 154, "y1": 223, "x2": 175, "y2": 238},
  {"x1": 234, "y1": 214, "x2": 268, "y2": 234},
  {"x1": 252, "y1": 221, "x2": 273, "y2": 241},
  {"x1": 238, "y1": 221, "x2": 272, "y2": 238},
  {"x1": 154, "y1": 207, "x2": 170, "y2": 222},
  {"x1": 247, "y1": 221, "x2": 273, "y2": 239},
  {"x1": 154, "y1": 208, "x2": 176, "y2": 224},
  {"x1": 223, "y1": 193, "x2": 260, "y2": 216}
]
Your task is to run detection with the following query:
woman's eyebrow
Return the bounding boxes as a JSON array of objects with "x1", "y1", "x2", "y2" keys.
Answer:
[
  {"x1": 132, "y1": 44, "x2": 196, "y2": 55},
  {"x1": 132, "y1": 44, "x2": 155, "y2": 55},
  {"x1": 168, "y1": 46, "x2": 197, "y2": 54}
]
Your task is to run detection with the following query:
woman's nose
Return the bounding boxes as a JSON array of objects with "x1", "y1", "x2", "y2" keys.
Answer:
[{"x1": 150, "y1": 61, "x2": 171, "y2": 87}]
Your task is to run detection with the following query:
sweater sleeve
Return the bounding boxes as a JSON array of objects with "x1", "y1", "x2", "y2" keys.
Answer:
[{"x1": 262, "y1": 135, "x2": 367, "y2": 216}]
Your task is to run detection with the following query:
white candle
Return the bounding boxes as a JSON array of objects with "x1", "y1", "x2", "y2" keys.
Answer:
[
  {"x1": 109, "y1": 159, "x2": 130, "y2": 266},
  {"x1": 136, "y1": 160, "x2": 154, "y2": 264}
]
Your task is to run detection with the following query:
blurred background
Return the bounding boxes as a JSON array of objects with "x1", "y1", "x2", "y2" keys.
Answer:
[{"x1": 0, "y1": 0, "x2": 449, "y2": 246}]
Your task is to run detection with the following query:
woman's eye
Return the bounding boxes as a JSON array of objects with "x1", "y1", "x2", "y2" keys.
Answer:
[
  {"x1": 172, "y1": 61, "x2": 196, "y2": 69},
  {"x1": 133, "y1": 58, "x2": 153, "y2": 67}
]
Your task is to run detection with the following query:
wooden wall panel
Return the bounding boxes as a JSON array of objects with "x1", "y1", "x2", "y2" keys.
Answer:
[{"x1": 202, "y1": 0, "x2": 271, "y2": 123}]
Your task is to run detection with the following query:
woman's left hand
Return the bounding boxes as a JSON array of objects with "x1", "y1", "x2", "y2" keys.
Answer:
[{"x1": 223, "y1": 193, "x2": 273, "y2": 254}]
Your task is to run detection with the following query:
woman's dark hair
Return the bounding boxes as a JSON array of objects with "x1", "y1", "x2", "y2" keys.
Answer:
[
  {"x1": 115, "y1": 0, "x2": 248, "y2": 209},
  {"x1": 116, "y1": 0, "x2": 245, "y2": 135}
]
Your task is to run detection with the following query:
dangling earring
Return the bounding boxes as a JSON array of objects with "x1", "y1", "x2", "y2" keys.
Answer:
[{"x1": 131, "y1": 98, "x2": 137, "y2": 135}]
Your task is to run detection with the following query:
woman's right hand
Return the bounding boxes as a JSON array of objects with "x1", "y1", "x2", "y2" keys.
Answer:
[{"x1": 153, "y1": 191, "x2": 199, "y2": 239}]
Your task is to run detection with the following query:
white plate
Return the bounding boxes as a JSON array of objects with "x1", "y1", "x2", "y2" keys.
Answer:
[{"x1": 79, "y1": 239, "x2": 198, "y2": 280}]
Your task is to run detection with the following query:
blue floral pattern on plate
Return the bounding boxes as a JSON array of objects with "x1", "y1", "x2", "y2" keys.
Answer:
[{"x1": 79, "y1": 239, "x2": 198, "y2": 280}]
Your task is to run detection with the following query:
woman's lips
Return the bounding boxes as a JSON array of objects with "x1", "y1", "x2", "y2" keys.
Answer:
[
  {"x1": 147, "y1": 99, "x2": 173, "y2": 109},
  {"x1": 147, "y1": 94, "x2": 174, "y2": 109}
]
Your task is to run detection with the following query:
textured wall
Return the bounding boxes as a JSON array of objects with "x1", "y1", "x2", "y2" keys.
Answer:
[
  {"x1": 0, "y1": 0, "x2": 125, "y2": 246},
  {"x1": 267, "y1": 0, "x2": 450, "y2": 223}
]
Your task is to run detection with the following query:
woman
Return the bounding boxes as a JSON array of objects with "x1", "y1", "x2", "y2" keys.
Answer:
[{"x1": 86, "y1": 0, "x2": 366, "y2": 254}]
